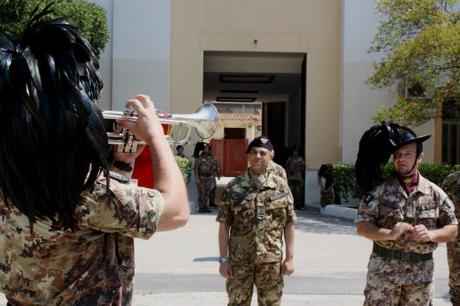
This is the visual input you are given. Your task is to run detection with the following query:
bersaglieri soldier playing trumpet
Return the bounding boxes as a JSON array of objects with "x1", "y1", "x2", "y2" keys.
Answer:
[
  {"x1": 354, "y1": 123, "x2": 457, "y2": 305},
  {"x1": 0, "y1": 5, "x2": 189, "y2": 305}
]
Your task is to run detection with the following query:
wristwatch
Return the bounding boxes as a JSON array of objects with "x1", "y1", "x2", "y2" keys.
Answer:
[{"x1": 218, "y1": 256, "x2": 229, "y2": 264}]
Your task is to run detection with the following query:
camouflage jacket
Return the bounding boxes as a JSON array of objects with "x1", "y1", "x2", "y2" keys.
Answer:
[
  {"x1": 356, "y1": 173, "x2": 457, "y2": 284},
  {"x1": 267, "y1": 161, "x2": 287, "y2": 181},
  {"x1": 194, "y1": 155, "x2": 218, "y2": 178},
  {"x1": 286, "y1": 156, "x2": 305, "y2": 181},
  {"x1": 175, "y1": 155, "x2": 192, "y2": 184},
  {"x1": 442, "y1": 171, "x2": 460, "y2": 218},
  {"x1": 216, "y1": 170, "x2": 296, "y2": 264},
  {"x1": 0, "y1": 174, "x2": 164, "y2": 306}
]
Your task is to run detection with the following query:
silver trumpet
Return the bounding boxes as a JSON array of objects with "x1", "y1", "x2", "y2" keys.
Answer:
[{"x1": 102, "y1": 102, "x2": 219, "y2": 153}]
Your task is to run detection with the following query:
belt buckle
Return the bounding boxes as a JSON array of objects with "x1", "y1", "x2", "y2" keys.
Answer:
[{"x1": 400, "y1": 251, "x2": 411, "y2": 262}]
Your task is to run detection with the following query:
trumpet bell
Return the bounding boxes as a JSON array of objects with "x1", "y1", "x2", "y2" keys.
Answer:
[
  {"x1": 102, "y1": 102, "x2": 219, "y2": 152},
  {"x1": 171, "y1": 102, "x2": 218, "y2": 140}
]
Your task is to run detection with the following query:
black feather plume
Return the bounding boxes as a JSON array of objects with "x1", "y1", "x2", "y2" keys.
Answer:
[
  {"x1": 355, "y1": 123, "x2": 401, "y2": 193},
  {"x1": 0, "y1": 7, "x2": 108, "y2": 231}
]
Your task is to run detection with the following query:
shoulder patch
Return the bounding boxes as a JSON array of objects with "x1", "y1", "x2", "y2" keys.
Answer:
[
  {"x1": 107, "y1": 171, "x2": 130, "y2": 184},
  {"x1": 270, "y1": 193, "x2": 286, "y2": 201},
  {"x1": 363, "y1": 193, "x2": 374, "y2": 204}
]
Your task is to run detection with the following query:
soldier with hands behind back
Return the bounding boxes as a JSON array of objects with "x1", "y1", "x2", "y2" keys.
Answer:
[{"x1": 194, "y1": 142, "x2": 219, "y2": 213}]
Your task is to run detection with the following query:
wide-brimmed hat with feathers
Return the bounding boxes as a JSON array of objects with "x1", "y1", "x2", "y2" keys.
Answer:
[
  {"x1": 389, "y1": 125, "x2": 431, "y2": 150},
  {"x1": 354, "y1": 123, "x2": 430, "y2": 193}
]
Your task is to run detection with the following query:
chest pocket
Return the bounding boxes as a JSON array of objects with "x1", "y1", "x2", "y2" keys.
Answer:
[
  {"x1": 198, "y1": 162, "x2": 211, "y2": 176},
  {"x1": 378, "y1": 195, "x2": 403, "y2": 227},
  {"x1": 414, "y1": 196, "x2": 438, "y2": 228},
  {"x1": 232, "y1": 194, "x2": 256, "y2": 230},
  {"x1": 416, "y1": 208, "x2": 438, "y2": 229},
  {"x1": 264, "y1": 193, "x2": 288, "y2": 229}
]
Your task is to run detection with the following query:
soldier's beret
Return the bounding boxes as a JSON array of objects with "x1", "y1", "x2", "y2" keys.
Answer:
[{"x1": 246, "y1": 136, "x2": 274, "y2": 153}]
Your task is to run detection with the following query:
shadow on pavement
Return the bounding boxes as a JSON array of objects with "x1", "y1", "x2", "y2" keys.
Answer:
[
  {"x1": 294, "y1": 209, "x2": 356, "y2": 235},
  {"x1": 191, "y1": 206, "x2": 357, "y2": 236},
  {"x1": 193, "y1": 257, "x2": 219, "y2": 262}
]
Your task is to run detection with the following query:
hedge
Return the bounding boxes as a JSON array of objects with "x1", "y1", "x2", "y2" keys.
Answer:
[{"x1": 332, "y1": 162, "x2": 460, "y2": 202}]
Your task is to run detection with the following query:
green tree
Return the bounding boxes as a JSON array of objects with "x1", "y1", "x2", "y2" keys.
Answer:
[
  {"x1": 0, "y1": 0, "x2": 109, "y2": 57},
  {"x1": 368, "y1": 0, "x2": 460, "y2": 125}
]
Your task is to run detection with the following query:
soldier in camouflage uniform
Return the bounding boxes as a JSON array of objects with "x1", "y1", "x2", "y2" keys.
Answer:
[
  {"x1": 317, "y1": 164, "x2": 336, "y2": 207},
  {"x1": 175, "y1": 145, "x2": 193, "y2": 184},
  {"x1": 442, "y1": 171, "x2": 460, "y2": 306},
  {"x1": 217, "y1": 136, "x2": 296, "y2": 306},
  {"x1": 355, "y1": 126, "x2": 457, "y2": 306},
  {"x1": 195, "y1": 143, "x2": 220, "y2": 213},
  {"x1": 286, "y1": 146, "x2": 306, "y2": 209},
  {"x1": 268, "y1": 160, "x2": 287, "y2": 181},
  {"x1": 0, "y1": 18, "x2": 189, "y2": 306}
]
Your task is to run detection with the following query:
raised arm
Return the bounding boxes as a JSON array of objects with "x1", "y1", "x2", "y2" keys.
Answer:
[{"x1": 119, "y1": 94, "x2": 189, "y2": 231}]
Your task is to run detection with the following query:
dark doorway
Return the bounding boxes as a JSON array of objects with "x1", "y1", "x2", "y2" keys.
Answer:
[
  {"x1": 225, "y1": 128, "x2": 246, "y2": 139},
  {"x1": 263, "y1": 102, "x2": 286, "y2": 165},
  {"x1": 203, "y1": 51, "x2": 306, "y2": 173},
  {"x1": 442, "y1": 100, "x2": 460, "y2": 164}
]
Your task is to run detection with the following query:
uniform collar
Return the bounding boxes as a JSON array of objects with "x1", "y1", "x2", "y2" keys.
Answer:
[
  {"x1": 243, "y1": 169, "x2": 278, "y2": 189},
  {"x1": 390, "y1": 172, "x2": 431, "y2": 196},
  {"x1": 416, "y1": 174, "x2": 431, "y2": 195}
]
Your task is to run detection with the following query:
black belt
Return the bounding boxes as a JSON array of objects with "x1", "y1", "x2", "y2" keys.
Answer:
[{"x1": 372, "y1": 243, "x2": 433, "y2": 263}]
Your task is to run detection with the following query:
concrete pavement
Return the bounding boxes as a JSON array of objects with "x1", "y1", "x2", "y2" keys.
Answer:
[
  {"x1": 0, "y1": 209, "x2": 452, "y2": 305},
  {"x1": 130, "y1": 209, "x2": 452, "y2": 306}
]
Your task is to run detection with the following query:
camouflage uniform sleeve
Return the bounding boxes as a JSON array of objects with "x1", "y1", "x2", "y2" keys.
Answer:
[
  {"x1": 284, "y1": 180, "x2": 297, "y2": 223},
  {"x1": 212, "y1": 157, "x2": 219, "y2": 177},
  {"x1": 436, "y1": 186, "x2": 458, "y2": 227},
  {"x1": 442, "y1": 171, "x2": 460, "y2": 216},
  {"x1": 355, "y1": 189, "x2": 380, "y2": 224},
  {"x1": 77, "y1": 179, "x2": 165, "y2": 239},
  {"x1": 186, "y1": 158, "x2": 193, "y2": 182},
  {"x1": 280, "y1": 166, "x2": 288, "y2": 181},
  {"x1": 216, "y1": 186, "x2": 233, "y2": 225}
]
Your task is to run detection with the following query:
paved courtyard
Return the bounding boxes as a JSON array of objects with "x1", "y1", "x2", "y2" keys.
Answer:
[{"x1": 0, "y1": 209, "x2": 452, "y2": 305}]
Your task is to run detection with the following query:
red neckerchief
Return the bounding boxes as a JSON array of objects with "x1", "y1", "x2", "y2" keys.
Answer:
[{"x1": 398, "y1": 171, "x2": 419, "y2": 196}]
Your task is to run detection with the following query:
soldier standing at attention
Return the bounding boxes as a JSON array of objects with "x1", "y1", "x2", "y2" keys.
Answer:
[
  {"x1": 175, "y1": 145, "x2": 193, "y2": 185},
  {"x1": 217, "y1": 136, "x2": 296, "y2": 306},
  {"x1": 442, "y1": 171, "x2": 460, "y2": 306},
  {"x1": 194, "y1": 143, "x2": 219, "y2": 213},
  {"x1": 355, "y1": 123, "x2": 457, "y2": 306},
  {"x1": 286, "y1": 146, "x2": 306, "y2": 209},
  {"x1": 0, "y1": 14, "x2": 189, "y2": 305}
]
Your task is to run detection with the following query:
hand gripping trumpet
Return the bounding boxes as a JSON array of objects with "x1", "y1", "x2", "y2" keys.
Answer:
[{"x1": 102, "y1": 102, "x2": 219, "y2": 153}]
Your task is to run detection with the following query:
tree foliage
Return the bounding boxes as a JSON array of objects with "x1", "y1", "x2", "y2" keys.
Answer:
[
  {"x1": 0, "y1": 0, "x2": 109, "y2": 57},
  {"x1": 369, "y1": 0, "x2": 460, "y2": 125}
]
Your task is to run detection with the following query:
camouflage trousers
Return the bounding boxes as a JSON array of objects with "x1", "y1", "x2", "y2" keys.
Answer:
[
  {"x1": 363, "y1": 272, "x2": 433, "y2": 306},
  {"x1": 209, "y1": 177, "x2": 217, "y2": 205},
  {"x1": 448, "y1": 235, "x2": 460, "y2": 305},
  {"x1": 288, "y1": 179, "x2": 304, "y2": 209},
  {"x1": 226, "y1": 262, "x2": 283, "y2": 306},
  {"x1": 197, "y1": 176, "x2": 215, "y2": 210}
]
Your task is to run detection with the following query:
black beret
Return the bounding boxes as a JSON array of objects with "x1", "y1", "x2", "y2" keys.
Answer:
[{"x1": 246, "y1": 136, "x2": 274, "y2": 153}]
